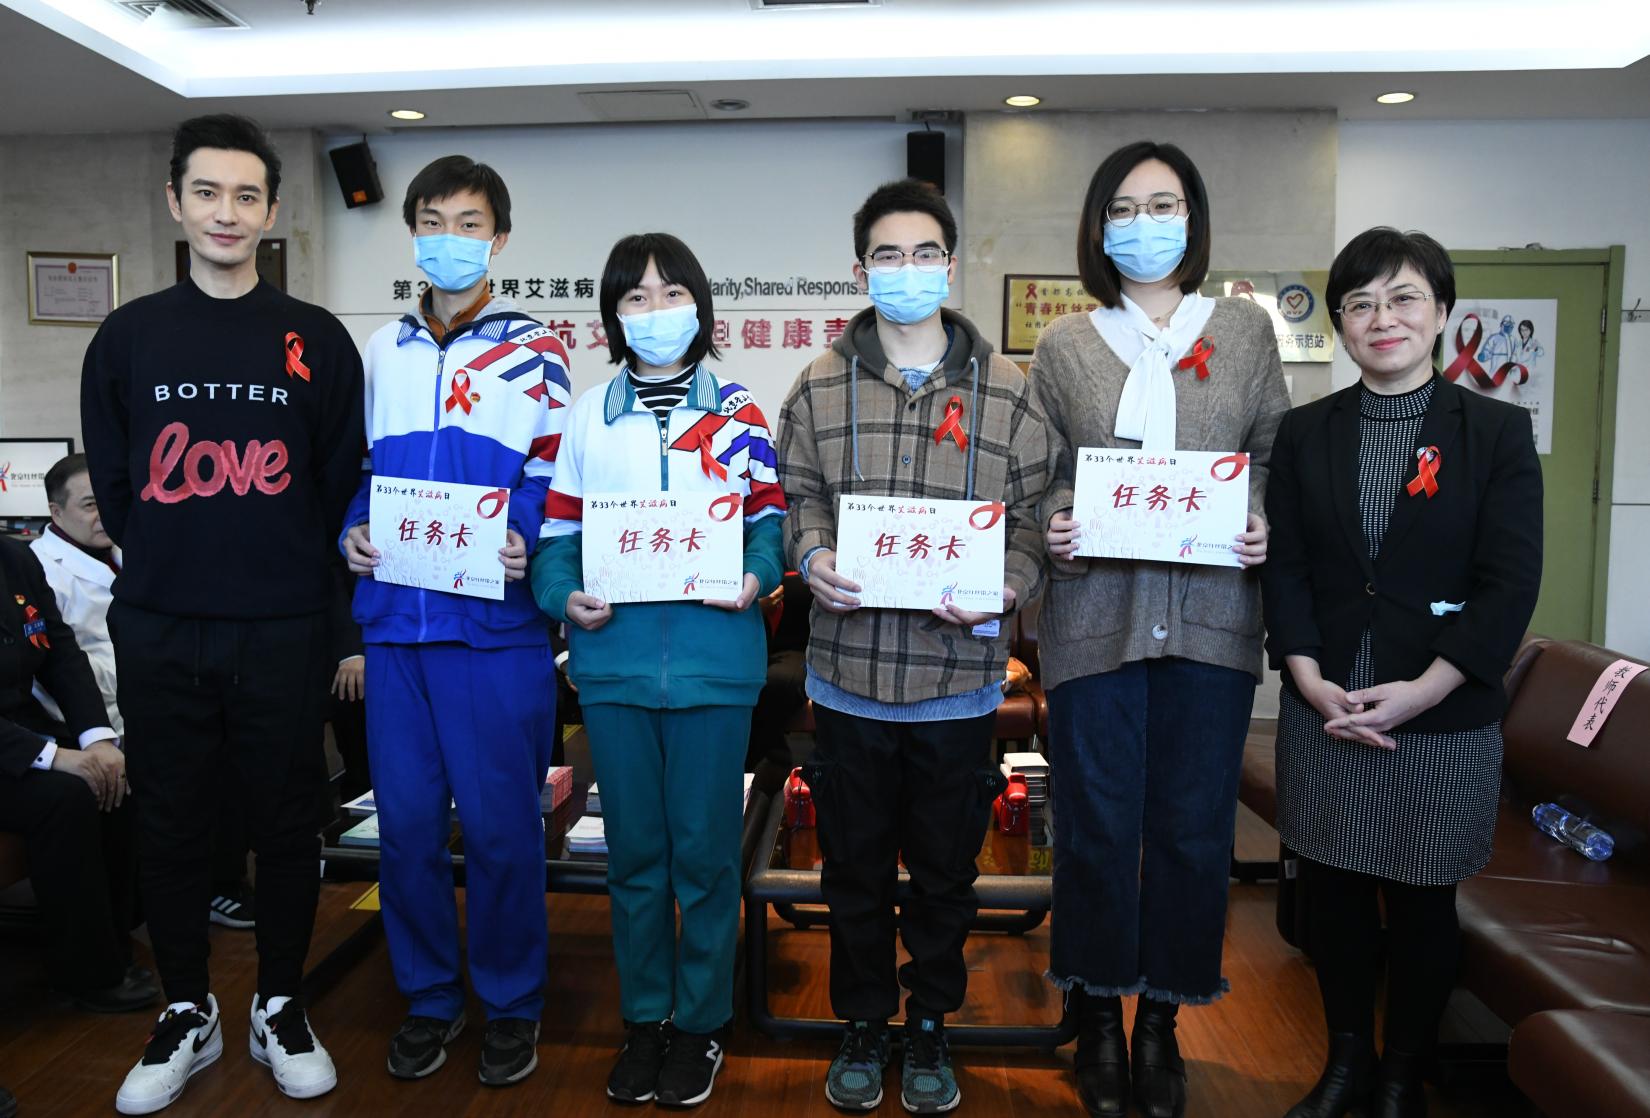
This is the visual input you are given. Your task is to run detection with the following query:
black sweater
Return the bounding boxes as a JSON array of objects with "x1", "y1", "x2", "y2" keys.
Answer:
[{"x1": 80, "y1": 280, "x2": 364, "y2": 619}]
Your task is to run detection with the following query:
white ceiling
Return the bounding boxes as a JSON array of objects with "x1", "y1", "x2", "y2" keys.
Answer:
[{"x1": 2, "y1": 0, "x2": 1648, "y2": 135}]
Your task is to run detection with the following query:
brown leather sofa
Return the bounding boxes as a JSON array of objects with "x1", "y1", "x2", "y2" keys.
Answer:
[{"x1": 1457, "y1": 638, "x2": 1650, "y2": 1117}]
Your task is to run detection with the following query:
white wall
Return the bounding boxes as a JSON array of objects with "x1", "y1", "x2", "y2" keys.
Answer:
[
  {"x1": 1335, "y1": 118, "x2": 1650, "y2": 658},
  {"x1": 320, "y1": 119, "x2": 956, "y2": 419}
]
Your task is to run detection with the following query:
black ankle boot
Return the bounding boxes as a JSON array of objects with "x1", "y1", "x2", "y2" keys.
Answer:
[
  {"x1": 1130, "y1": 1000, "x2": 1187, "y2": 1118},
  {"x1": 1368, "y1": 1048, "x2": 1428, "y2": 1118},
  {"x1": 1284, "y1": 1032, "x2": 1378, "y2": 1118},
  {"x1": 1073, "y1": 993, "x2": 1129, "y2": 1118}
]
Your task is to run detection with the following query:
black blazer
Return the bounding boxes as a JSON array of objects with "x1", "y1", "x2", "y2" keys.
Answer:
[
  {"x1": 1261, "y1": 377, "x2": 1543, "y2": 733},
  {"x1": 0, "y1": 536, "x2": 112, "y2": 777}
]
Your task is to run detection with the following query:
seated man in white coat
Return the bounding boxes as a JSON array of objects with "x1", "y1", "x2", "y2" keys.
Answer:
[{"x1": 32, "y1": 454, "x2": 122, "y2": 732}]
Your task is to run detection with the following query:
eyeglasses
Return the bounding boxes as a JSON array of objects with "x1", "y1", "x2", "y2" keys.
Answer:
[
  {"x1": 1104, "y1": 192, "x2": 1186, "y2": 227},
  {"x1": 862, "y1": 247, "x2": 951, "y2": 274},
  {"x1": 1334, "y1": 291, "x2": 1433, "y2": 322}
]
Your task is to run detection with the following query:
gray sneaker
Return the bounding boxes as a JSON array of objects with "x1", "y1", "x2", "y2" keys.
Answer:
[
  {"x1": 900, "y1": 1016, "x2": 959, "y2": 1113},
  {"x1": 826, "y1": 1020, "x2": 890, "y2": 1111}
]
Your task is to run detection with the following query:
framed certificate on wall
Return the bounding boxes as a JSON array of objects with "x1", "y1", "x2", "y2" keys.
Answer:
[{"x1": 27, "y1": 252, "x2": 118, "y2": 326}]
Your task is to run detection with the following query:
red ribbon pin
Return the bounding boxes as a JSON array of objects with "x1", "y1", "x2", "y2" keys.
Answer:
[
  {"x1": 698, "y1": 432, "x2": 728, "y2": 482},
  {"x1": 1176, "y1": 336, "x2": 1215, "y2": 380},
  {"x1": 284, "y1": 332, "x2": 310, "y2": 382},
  {"x1": 1406, "y1": 445, "x2": 1441, "y2": 499},
  {"x1": 934, "y1": 396, "x2": 968, "y2": 452},
  {"x1": 445, "y1": 370, "x2": 473, "y2": 414}
]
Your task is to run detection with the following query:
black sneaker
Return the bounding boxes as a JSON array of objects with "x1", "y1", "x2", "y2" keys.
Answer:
[
  {"x1": 826, "y1": 1020, "x2": 890, "y2": 1111},
  {"x1": 478, "y1": 1018, "x2": 539, "y2": 1087},
  {"x1": 67, "y1": 969, "x2": 160, "y2": 1014},
  {"x1": 655, "y1": 1024, "x2": 725, "y2": 1108},
  {"x1": 387, "y1": 1012, "x2": 466, "y2": 1079},
  {"x1": 607, "y1": 1020, "x2": 669, "y2": 1103},
  {"x1": 208, "y1": 885, "x2": 255, "y2": 929},
  {"x1": 900, "y1": 1016, "x2": 959, "y2": 1114}
]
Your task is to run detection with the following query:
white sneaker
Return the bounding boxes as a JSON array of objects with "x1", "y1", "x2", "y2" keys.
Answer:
[
  {"x1": 115, "y1": 995, "x2": 223, "y2": 1115},
  {"x1": 249, "y1": 995, "x2": 337, "y2": 1100}
]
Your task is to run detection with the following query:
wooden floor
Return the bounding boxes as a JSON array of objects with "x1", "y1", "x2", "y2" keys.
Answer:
[{"x1": 0, "y1": 806, "x2": 1529, "y2": 1118}]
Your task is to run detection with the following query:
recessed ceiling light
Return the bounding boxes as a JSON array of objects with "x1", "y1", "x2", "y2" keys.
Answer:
[
  {"x1": 710, "y1": 98, "x2": 750, "y2": 112},
  {"x1": 1374, "y1": 91, "x2": 1415, "y2": 105},
  {"x1": 1004, "y1": 95, "x2": 1042, "y2": 108},
  {"x1": 388, "y1": 108, "x2": 426, "y2": 121}
]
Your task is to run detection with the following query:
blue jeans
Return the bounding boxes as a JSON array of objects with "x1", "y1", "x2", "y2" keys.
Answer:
[{"x1": 1047, "y1": 658, "x2": 1255, "y2": 1003}]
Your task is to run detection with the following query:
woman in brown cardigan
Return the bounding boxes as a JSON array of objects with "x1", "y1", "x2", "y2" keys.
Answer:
[{"x1": 1029, "y1": 140, "x2": 1290, "y2": 1118}]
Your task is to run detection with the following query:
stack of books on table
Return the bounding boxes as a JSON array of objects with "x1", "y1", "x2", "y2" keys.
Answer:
[
  {"x1": 586, "y1": 783, "x2": 602, "y2": 815},
  {"x1": 566, "y1": 816, "x2": 607, "y2": 856},
  {"x1": 339, "y1": 813, "x2": 380, "y2": 848},
  {"x1": 1001, "y1": 751, "x2": 1052, "y2": 843},
  {"x1": 343, "y1": 764, "x2": 575, "y2": 820}
]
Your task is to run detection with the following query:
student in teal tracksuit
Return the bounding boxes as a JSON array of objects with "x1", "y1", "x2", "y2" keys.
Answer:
[{"x1": 531, "y1": 233, "x2": 785, "y2": 1108}]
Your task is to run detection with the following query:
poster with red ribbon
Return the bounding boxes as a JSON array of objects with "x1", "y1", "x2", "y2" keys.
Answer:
[
  {"x1": 369, "y1": 475, "x2": 511, "y2": 600},
  {"x1": 582, "y1": 490, "x2": 743, "y2": 604},
  {"x1": 1071, "y1": 447, "x2": 1249, "y2": 568},
  {"x1": 835, "y1": 495, "x2": 1005, "y2": 612},
  {"x1": 1442, "y1": 299, "x2": 1556, "y2": 453}
]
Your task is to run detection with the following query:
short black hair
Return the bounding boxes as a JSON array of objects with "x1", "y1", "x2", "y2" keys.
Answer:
[
  {"x1": 1076, "y1": 141, "x2": 1211, "y2": 309},
  {"x1": 852, "y1": 179, "x2": 958, "y2": 260},
  {"x1": 1326, "y1": 226, "x2": 1455, "y2": 359},
  {"x1": 170, "y1": 114, "x2": 282, "y2": 202},
  {"x1": 401, "y1": 155, "x2": 512, "y2": 235},
  {"x1": 599, "y1": 233, "x2": 721, "y2": 369},
  {"x1": 44, "y1": 453, "x2": 89, "y2": 510}
]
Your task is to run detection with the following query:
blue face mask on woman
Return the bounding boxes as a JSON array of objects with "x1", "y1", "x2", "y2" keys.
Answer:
[
  {"x1": 412, "y1": 233, "x2": 494, "y2": 293},
  {"x1": 1102, "y1": 215, "x2": 1189, "y2": 284},
  {"x1": 623, "y1": 302, "x2": 701, "y2": 368},
  {"x1": 868, "y1": 265, "x2": 950, "y2": 325}
]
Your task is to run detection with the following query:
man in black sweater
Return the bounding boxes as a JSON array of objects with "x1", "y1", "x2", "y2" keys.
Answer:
[{"x1": 80, "y1": 114, "x2": 363, "y2": 1115}]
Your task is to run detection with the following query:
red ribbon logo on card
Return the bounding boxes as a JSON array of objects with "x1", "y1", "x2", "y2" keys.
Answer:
[
  {"x1": 1406, "y1": 445, "x2": 1441, "y2": 499},
  {"x1": 934, "y1": 396, "x2": 968, "y2": 452},
  {"x1": 969, "y1": 502, "x2": 1005, "y2": 530},
  {"x1": 1210, "y1": 452, "x2": 1249, "y2": 482},
  {"x1": 475, "y1": 489, "x2": 508, "y2": 519},
  {"x1": 708, "y1": 493, "x2": 742, "y2": 522},
  {"x1": 284, "y1": 332, "x2": 310, "y2": 382}
]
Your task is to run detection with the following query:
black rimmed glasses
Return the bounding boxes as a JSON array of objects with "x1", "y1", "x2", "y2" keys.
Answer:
[{"x1": 862, "y1": 247, "x2": 951, "y2": 274}]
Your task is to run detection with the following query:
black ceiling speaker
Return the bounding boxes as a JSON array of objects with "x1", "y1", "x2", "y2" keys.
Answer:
[
  {"x1": 328, "y1": 141, "x2": 384, "y2": 208},
  {"x1": 907, "y1": 131, "x2": 945, "y2": 194}
]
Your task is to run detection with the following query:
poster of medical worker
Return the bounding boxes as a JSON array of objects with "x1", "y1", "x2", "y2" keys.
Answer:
[{"x1": 1441, "y1": 298, "x2": 1556, "y2": 453}]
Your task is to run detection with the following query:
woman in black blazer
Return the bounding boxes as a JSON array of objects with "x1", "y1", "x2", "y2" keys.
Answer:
[{"x1": 1261, "y1": 228, "x2": 1542, "y2": 1118}]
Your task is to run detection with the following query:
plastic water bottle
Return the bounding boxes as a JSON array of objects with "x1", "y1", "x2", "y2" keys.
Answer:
[{"x1": 1531, "y1": 802, "x2": 1615, "y2": 862}]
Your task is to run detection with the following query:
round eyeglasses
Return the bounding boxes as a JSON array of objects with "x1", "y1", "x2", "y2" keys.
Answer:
[{"x1": 1104, "y1": 193, "x2": 1186, "y2": 227}]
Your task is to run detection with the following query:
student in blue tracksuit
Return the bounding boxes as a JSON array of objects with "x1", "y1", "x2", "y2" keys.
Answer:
[
  {"x1": 340, "y1": 155, "x2": 570, "y2": 1088},
  {"x1": 531, "y1": 233, "x2": 786, "y2": 1109}
]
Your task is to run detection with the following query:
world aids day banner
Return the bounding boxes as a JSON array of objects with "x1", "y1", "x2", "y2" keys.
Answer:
[{"x1": 1442, "y1": 299, "x2": 1557, "y2": 453}]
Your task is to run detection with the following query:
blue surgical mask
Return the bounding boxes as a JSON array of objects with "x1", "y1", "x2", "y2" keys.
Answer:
[
  {"x1": 622, "y1": 303, "x2": 701, "y2": 368},
  {"x1": 1102, "y1": 215, "x2": 1189, "y2": 284},
  {"x1": 412, "y1": 233, "x2": 494, "y2": 293},
  {"x1": 868, "y1": 265, "x2": 950, "y2": 325}
]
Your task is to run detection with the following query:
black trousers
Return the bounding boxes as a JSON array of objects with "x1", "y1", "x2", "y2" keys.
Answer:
[
  {"x1": 1301, "y1": 856, "x2": 1460, "y2": 1053},
  {"x1": 0, "y1": 761, "x2": 134, "y2": 992},
  {"x1": 110, "y1": 600, "x2": 330, "y2": 1005},
  {"x1": 745, "y1": 650, "x2": 806, "y2": 797},
  {"x1": 804, "y1": 704, "x2": 1001, "y2": 1022},
  {"x1": 329, "y1": 690, "x2": 370, "y2": 802}
]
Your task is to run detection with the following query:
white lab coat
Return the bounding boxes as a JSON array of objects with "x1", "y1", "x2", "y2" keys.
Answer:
[{"x1": 29, "y1": 530, "x2": 122, "y2": 734}]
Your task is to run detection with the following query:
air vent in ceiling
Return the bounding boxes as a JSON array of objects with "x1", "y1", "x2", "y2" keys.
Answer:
[
  {"x1": 578, "y1": 90, "x2": 708, "y2": 122},
  {"x1": 111, "y1": 0, "x2": 245, "y2": 30},
  {"x1": 751, "y1": 0, "x2": 880, "y2": 9}
]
